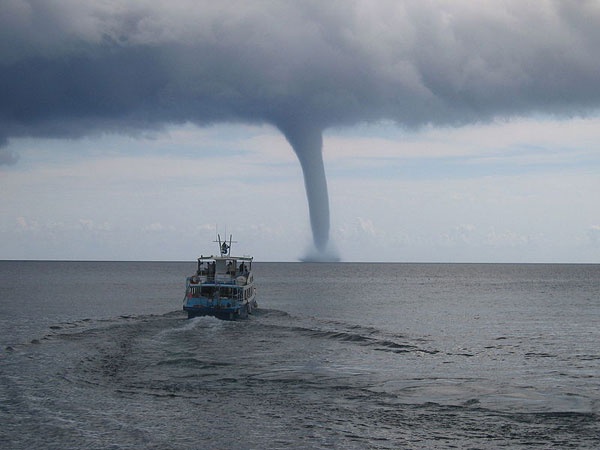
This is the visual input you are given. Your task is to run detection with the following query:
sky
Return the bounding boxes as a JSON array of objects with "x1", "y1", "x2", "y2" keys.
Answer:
[{"x1": 1, "y1": 0, "x2": 599, "y2": 262}]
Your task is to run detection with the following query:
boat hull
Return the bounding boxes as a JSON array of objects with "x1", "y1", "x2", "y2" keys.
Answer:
[{"x1": 183, "y1": 299, "x2": 257, "y2": 320}]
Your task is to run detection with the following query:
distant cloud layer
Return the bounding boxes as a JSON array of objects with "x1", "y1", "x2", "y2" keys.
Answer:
[{"x1": 2, "y1": 0, "x2": 600, "y2": 148}]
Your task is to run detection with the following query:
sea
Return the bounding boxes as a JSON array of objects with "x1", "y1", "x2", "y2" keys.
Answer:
[{"x1": 1, "y1": 261, "x2": 599, "y2": 449}]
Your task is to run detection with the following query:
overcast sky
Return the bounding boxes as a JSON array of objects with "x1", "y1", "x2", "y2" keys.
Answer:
[{"x1": 1, "y1": 1, "x2": 599, "y2": 262}]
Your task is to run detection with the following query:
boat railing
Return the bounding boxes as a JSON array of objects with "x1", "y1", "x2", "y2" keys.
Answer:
[
  {"x1": 187, "y1": 284, "x2": 244, "y2": 301},
  {"x1": 189, "y1": 271, "x2": 250, "y2": 285}
]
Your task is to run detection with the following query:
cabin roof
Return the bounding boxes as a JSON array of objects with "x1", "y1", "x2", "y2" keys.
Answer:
[{"x1": 197, "y1": 255, "x2": 253, "y2": 261}]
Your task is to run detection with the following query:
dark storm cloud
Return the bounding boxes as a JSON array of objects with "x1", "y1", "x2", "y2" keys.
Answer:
[
  {"x1": 2, "y1": 0, "x2": 600, "y2": 252},
  {"x1": 3, "y1": 0, "x2": 599, "y2": 142}
]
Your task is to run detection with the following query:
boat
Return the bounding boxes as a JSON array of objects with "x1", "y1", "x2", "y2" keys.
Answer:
[{"x1": 183, "y1": 235, "x2": 257, "y2": 320}]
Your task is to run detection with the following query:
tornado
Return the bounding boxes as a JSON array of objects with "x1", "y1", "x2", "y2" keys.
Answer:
[{"x1": 277, "y1": 122, "x2": 330, "y2": 255}]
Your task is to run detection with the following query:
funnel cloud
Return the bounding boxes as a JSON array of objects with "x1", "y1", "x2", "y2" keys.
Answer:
[
  {"x1": 277, "y1": 122, "x2": 329, "y2": 253},
  {"x1": 2, "y1": 1, "x2": 600, "y2": 258}
]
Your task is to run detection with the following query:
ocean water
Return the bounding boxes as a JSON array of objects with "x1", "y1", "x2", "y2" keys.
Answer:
[{"x1": 1, "y1": 261, "x2": 599, "y2": 449}]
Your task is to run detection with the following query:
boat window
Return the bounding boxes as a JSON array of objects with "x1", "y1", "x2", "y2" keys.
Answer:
[
  {"x1": 220, "y1": 287, "x2": 235, "y2": 298},
  {"x1": 200, "y1": 286, "x2": 215, "y2": 297}
]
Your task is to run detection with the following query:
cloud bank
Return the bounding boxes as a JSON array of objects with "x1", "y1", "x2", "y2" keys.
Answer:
[{"x1": 2, "y1": 0, "x2": 600, "y2": 254}]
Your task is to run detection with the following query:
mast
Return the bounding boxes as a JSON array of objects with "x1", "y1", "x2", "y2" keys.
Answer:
[{"x1": 215, "y1": 233, "x2": 237, "y2": 256}]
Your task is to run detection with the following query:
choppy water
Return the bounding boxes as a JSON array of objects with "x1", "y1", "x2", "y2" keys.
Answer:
[{"x1": 1, "y1": 261, "x2": 599, "y2": 449}]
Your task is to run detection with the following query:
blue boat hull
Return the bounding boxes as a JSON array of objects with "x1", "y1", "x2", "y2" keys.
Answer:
[
  {"x1": 184, "y1": 303, "x2": 248, "y2": 320},
  {"x1": 183, "y1": 296, "x2": 257, "y2": 320}
]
